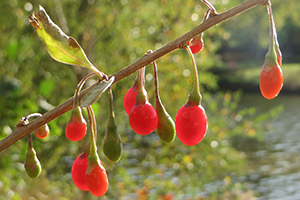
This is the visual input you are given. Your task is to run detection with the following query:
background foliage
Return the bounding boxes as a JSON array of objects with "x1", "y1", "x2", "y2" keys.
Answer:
[{"x1": 0, "y1": 0, "x2": 295, "y2": 199}]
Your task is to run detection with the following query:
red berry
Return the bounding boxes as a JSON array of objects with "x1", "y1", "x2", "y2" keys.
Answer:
[
  {"x1": 66, "y1": 120, "x2": 87, "y2": 141},
  {"x1": 259, "y1": 64, "x2": 283, "y2": 99},
  {"x1": 129, "y1": 102, "x2": 158, "y2": 135},
  {"x1": 175, "y1": 105, "x2": 208, "y2": 146},
  {"x1": 124, "y1": 86, "x2": 149, "y2": 115},
  {"x1": 71, "y1": 153, "x2": 89, "y2": 191},
  {"x1": 124, "y1": 87, "x2": 138, "y2": 115},
  {"x1": 187, "y1": 37, "x2": 204, "y2": 54},
  {"x1": 85, "y1": 165, "x2": 108, "y2": 197},
  {"x1": 35, "y1": 124, "x2": 50, "y2": 139}
]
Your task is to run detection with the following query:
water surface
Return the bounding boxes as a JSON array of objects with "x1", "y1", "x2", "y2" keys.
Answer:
[{"x1": 241, "y1": 94, "x2": 300, "y2": 199}]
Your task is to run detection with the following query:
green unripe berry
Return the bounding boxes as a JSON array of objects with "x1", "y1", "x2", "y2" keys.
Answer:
[
  {"x1": 24, "y1": 146, "x2": 42, "y2": 178},
  {"x1": 103, "y1": 88, "x2": 123, "y2": 163},
  {"x1": 155, "y1": 100, "x2": 176, "y2": 143},
  {"x1": 152, "y1": 59, "x2": 176, "y2": 143},
  {"x1": 103, "y1": 112, "x2": 123, "y2": 163}
]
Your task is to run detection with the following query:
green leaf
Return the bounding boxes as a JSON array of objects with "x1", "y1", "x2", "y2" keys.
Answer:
[
  {"x1": 28, "y1": 6, "x2": 103, "y2": 78},
  {"x1": 81, "y1": 76, "x2": 115, "y2": 107}
]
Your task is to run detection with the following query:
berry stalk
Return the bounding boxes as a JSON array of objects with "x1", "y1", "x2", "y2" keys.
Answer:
[
  {"x1": 74, "y1": 72, "x2": 96, "y2": 107},
  {"x1": 86, "y1": 105, "x2": 99, "y2": 163},
  {"x1": 266, "y1": 2, "x2": 282, "y2": 66},
  {"x1": 185, "y1": 45, "x2": 202, "y2": 106},
  {"x1": 135, "y1": 66, "x2": 147, "y2": 105},
  {"x1": 202, "y1": 0, "x2": 217, "y2": 15}
]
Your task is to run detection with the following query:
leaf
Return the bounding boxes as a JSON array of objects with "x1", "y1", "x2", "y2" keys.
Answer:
[
  {"x1": 28, "y1": 6, "x2": 102, "y2": 78},
  {"x1": 81, "y1": 76, "x2": 115, "y2": 107}
]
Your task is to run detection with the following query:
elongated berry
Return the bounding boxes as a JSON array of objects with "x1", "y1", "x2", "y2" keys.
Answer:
[
  {"x1": 175, "y1": 46, "x2": 208, "y2": 146},
  {"x1": 175, "y1": 105, "x2": 207, "y2": 146},
  {"x1": 71, "y1": 153, "x2": 89, "y2": 191},
  {"x1": 103, "y1": 88, "x2": 123, "y2": 163},
  {"x1": 85, "y1": 105, "x2": 109, "y2": 197},
  {"x1": 260, "y1": 2, "x2": 283, "y2": 100},
  {"x1": 24, "y1": 146, "x2": 42, "y2": 178},
  {"x1": 103, "y1": 132, "x2": 122, "y2": 162},
  {"x1": 34, "y1": 124, "x2": 50, "y2": 139},
  {"x1": 85, "y1": 161, "x2": 108, "y2": 196},
  {"x1": 156, "y1": 102, "x2": 176, "y2": 143},
  {"x1": 259, "y1": 63, "x2": 283, "y2": 99},
  {"x1": 129, "y1": 67, "x2": 158, "y2": 135},
  {"x1": 153, "y1": 60, "x2": 175, "y2": 143},
  {"x1": 65, "y1": 106, "x2": 87, "y2": 141},
  {"x1": 129, "y1": 102, "x2": 158, "y2": 135}
]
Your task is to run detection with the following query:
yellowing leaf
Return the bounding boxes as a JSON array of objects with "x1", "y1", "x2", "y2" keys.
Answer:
[{"x1": 28, "y1": 6, "x2": 103, "y2": 78}]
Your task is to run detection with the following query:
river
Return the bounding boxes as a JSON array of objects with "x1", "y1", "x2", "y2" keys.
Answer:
[{"x1": 240, "y1": 94, "x2": 300, "y2": 199}]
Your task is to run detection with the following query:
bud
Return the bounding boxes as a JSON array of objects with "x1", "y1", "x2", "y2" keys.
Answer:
[{"x1": 153, "y1": 60, "x2": 176, "y2": 143}]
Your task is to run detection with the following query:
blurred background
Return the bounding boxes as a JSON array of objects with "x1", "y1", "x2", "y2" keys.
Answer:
[{"x1": 0, "y1": 0, "x2": 299, "y2": 199}]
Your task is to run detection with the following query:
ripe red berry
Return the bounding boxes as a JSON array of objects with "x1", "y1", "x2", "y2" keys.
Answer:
[
  {"x1": 34, "y1": 124, "x2": 50, "y2": 139},
  {"x1": 85, "y1": 164, "x2": 109, "y2": 197},
  {"x1": 65, "y1": 106, "x2": 87, "y2": 141},
  {"x1": 175, "y1": 105, "x2": 208, "y2": 146},
  {"x1": 259, "y1": 64, "x2": 283, "y2": 100},
  {"x1": 66, "y1": 120, "x2": 87, "y2": 141},
  {"x1": 124, "y1": 86, "x2": 139, "y2": 115},
  {"x1": 129, "y1": 102, "x2": 158, "y2": 135},
  {"x1": 260, "y1": 3, "x2": 283, "y2": 100},
  {"x1": 71, "y1": 153, "x2": 89, "y2": 191},
  {"x1": 187, "y1": 36, "x2": 204, "y2": 54}
]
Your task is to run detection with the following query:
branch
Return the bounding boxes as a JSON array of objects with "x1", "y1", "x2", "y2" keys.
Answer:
[{"x1": 0, "y1": 0, "x2": 268, "y2": 153}]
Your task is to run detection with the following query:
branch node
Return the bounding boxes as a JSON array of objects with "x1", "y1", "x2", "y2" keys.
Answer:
[
  {"x1": 16, "y1": 118, "x2": 29, "y2": 127},
  {"x1": 261, "y1": 0, "x2": 270, "y2": 6},
  {"x1": 178, "y1": 43, "x2": 186, "y2": 49}
]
